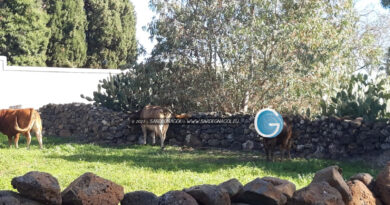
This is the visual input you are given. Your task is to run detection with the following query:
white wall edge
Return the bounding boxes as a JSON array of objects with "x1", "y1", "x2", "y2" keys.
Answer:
[
  {"x1": 5, "y1": 65, "x2": 125, "y2": 75},
  {"x1": 0, "y1": 56, "x2": 6, "y2": 71},
  {"x1": 0, "y1": 55, "x2": 129, "y2": 109}
]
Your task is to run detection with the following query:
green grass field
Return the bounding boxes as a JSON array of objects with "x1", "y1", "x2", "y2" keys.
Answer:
[{"x1": 0, "y1": 134, "x2": 379, "y2": 195}]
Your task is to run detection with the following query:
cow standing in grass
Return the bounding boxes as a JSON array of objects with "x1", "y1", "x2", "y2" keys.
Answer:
[
  {"x1": 263, "y1": 116, "x2": 295, "y2": 161},
  {"x1": 0, "y1": 108, "x2": 43, "y2": 149},
  {"x1": 139, "y1": 105, "x2": 189, "y2": 150},
  {"x1": 139, "y1": 105, "x2": 173, "y2": 150}
]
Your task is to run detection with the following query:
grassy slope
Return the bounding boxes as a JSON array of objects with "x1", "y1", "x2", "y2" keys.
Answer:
[{"x1": 0, "y1": 134, "x2": 378, "y2": 195}]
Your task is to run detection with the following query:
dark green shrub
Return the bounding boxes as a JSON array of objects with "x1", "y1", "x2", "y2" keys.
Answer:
[
  {"x1": 84, "y1": 0, "x2": 137, "y2": 69},
  {"x1": 0, "y1": 0, "x2": 50, "y2": 66},
  {"x1": 45, "y1": 0, "x2": 87, "y2": 67}
]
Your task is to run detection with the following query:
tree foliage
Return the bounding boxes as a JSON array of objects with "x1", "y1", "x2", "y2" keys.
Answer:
[
  {"x1": 145, "y1": 0, "x2": 374, "y2": 113},
  {"x1": 44, "y1": 0, "x2": 87, "y2": 67},
  {"x1": 0, "y1": 0, "x2": 137, "y2": 68},
  {"x1": 0, "y1": 0, "x2": 50, "y2": 66},
  {"x1": 86, "y1": 0, "x2": 381, "y2": 114},
  {"x1": 84, "y1": 0, "x2": 137, "y2": 69}
]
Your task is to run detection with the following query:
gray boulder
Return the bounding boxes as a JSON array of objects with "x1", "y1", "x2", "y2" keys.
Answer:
[
  {"x1": 121, "y1": 191, "x2": 158, "y2": 205},
  {"x1": 158, "y1": 191, "x2": 198, "y2": 205},
  {"x1": 11, "y1": 171, "x2": 61, "y2": 205},
  {"x1": 184, "y1": 184, "x2": 230, "y2": 205},
  {"x1": 61, "y1": 172, "x2": 124, "y2": 205}
]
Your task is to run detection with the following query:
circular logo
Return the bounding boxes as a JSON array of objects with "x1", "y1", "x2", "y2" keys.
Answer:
[{"x1": 254, "y1": 108, "x2": 284, "y2": 138}]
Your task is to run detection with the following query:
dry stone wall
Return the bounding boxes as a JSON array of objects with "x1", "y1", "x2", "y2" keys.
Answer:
[{"x1": 39, "y1": 103, "x2": 390, "y2": 159}]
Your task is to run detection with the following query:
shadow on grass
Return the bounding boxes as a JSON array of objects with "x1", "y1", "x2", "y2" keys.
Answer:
[
  {"x1": 0, "y1": 135, "x2": 378, "y2": 178},
  {"x1": 53, "y1": 152, "x2": 377, "y2": 176},
  {"x1": 0, "y1": 134, "x2": 72, "y2": 148}
]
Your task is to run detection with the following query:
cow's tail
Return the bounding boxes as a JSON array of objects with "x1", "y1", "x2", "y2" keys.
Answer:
[{"x1": 14, "y1": 109, "x2": 35, "y2": 133}]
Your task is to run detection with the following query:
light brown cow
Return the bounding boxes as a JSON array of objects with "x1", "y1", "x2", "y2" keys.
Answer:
[
  {"x1": 140, "y1": 105, "x2": 173, "y2": 149},
  {"x1": 139, "y1": 105, "x2": 189, "y2": 149},
  {"x1": 263, "y1": 116, "x2": 296, "y2": 161},
  {"x1": 0, "y1": 108, "x2": 43, "y2": 149}
]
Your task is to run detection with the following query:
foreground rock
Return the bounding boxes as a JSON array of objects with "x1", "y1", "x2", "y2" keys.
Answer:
[
  {"x1": 375, "y1": 162, "x2": 390, "y2": 205},
  {"x1": 11, "y1": 171, "x2": 61, "y2": 205},
  {"x1": 218, "y1": 178, "x2": 243, "y2": 198},
  {"x1": 234, "y1": 178, "x2": 287, "y2": 205},
  {"x1": 61, "y1": 172, "x2": 124, "y2": 205},
  {"x1": 311, "y1": 165, "x2": 352, "y2": 203},
  {"x1": 346, "y1": 180, "x2": 377, "y2": 205},
  {"x1": 349, "y1": 173, "x2": 374, "y2": 187},
  {"x1": 0, "y1": 191, "x2": 43, "y2": 205},
  {"x1": 261, "y1": 177, "x2": 296, "y2": 199},
  {"x1": 184, "y1": 184, "x2": 230, "y2": 205},
  {"x1": 158, "y1": 191, "x2": 198, "y2": 205},
  {"x1": 121, "y1": 191, "x2": 158, "y2": 205},
  {"x1": 288, "y1": 182, "x2": 344, "y2": 205}
]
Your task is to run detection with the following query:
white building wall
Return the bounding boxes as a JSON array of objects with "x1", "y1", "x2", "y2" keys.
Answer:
[{"x1": 0, "y1": 56, "x2": 123, "y2": 109}]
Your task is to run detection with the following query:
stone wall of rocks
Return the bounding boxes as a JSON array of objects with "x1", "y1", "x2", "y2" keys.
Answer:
[
  {"x1": 2, "y1": 163, "x2": 390, "y2": 205},
  {"x1": 39, "y1": 103, "x2": 390, "y2": 159}
]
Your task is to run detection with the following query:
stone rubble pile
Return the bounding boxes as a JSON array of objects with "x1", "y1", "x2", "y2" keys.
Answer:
[{"x1": 1, "y1": 163, "x2": 389, "y2": 205}]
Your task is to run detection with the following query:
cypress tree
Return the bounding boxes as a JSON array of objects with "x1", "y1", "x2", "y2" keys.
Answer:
[
  {"x1": 84, "y1": 0, "x2": 137, "y2": 69},
  {"x1": 0, "y1": 0, "x2": 50, "y2": 66},
  {"x1": 45, "y1": 0, "x2": 87, "y2": 67}
]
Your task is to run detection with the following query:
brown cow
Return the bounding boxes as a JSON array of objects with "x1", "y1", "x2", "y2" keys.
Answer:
[
  {"x1": 263, "y1": 116, "x2": 295, "y2": 161},
  {"x1": 139, "y1": 105, "x2": 188, "y2": 149},
  {"x1": 0, "y1": 108, "x2": 43, "y2": 149},
  {"x1": 140, "y1": 105, "x2": 173, "y2": 149}
]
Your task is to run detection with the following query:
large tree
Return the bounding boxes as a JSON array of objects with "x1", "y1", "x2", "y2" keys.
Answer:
[
  {"x1": 147, "y1": 0, "x2": 374, "y2": 113},
  {"x1": 84, "y1": 0, "x2": 137, "y2": 69},
  {"x1": 0, "y1": 0, "x2": 50, "y2": 66},
  {"x1": 45, "y1": 0, "x2": 88, "y2": 67}
]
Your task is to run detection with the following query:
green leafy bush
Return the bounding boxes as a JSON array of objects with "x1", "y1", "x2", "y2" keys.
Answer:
[{"x1": 320, "y1": 73, "x2": 390, "y2": 121}]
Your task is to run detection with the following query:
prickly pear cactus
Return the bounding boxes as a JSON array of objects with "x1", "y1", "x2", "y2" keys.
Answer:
[{"x1": 320, "y1": 73, "x2": 390, "y2": 121}]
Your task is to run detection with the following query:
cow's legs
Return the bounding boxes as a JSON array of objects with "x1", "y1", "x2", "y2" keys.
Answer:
[
  {"x1": 151, "y1": 132, "x2": 156, "y2": 145},
  {"x1": 36, "y1": 130, "x2": 43, "y2": 149},
  {"x1": 157, "y1": 124, "x2": 166, "y2": 150},
  {"x1": 141, "y1": 125, "x2": 147, "y2": 145},
  {"x1": 8, "y1": 136, "x2": 13, "y2": 148},
  {"x1": 280, "y1": 147, "x2": 285, "y2": 161},
  {"x1": 287, "y1": 149, "x2": 291, "y2": 160},
  {"x1": 160, "y1": 133, "x2": 166, "y2": 150},
  {"x1": 287, "y1": 139, "x2": 293, "y2": 160},
  {"x1": 270, "y1": 146, "x2": 275, "y2": 162},
  {"x1": 26, "y1": 132, "x2": 32, "y2": 149},
  {"x1": 31, "y1": 119, "x2": 43, "y2": 149},
  {"x1": 14, "y1": 133, "x2": 20, "y2": 148}
]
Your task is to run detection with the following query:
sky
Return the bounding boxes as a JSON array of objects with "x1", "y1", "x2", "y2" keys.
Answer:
[
  {"x1": 131, "y1": 0, "x2": 390, "y2": 61},
  {"x1": 130, "y1": 0, "x2": 155, "y2": 61},
  {"x1": 355, "y1": 0, "x2": 386, "y2": 12},
  {"x1": 356, "y1": 0, "x2": 390, "y2": 47}
]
